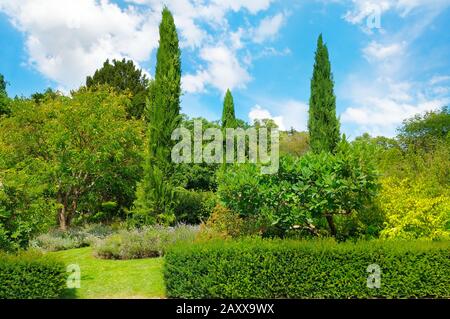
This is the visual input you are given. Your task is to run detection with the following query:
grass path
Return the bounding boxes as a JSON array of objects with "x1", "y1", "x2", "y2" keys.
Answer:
[{"x1": 49, "y1": 247, "x2": 165, "y2": 299}]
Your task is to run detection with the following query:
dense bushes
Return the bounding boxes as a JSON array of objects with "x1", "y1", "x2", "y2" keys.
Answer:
[
  {"x1": 217, "y1": 140, "x2": 379, "y2": 238},
  {"x1": 0, "y1": 251, "x2": 66, "y2": 298},
  {"x1": 0, "y1": 167, "x2": 56, "y2": 251},
  {"x1": 197, "y1": 204, "x2": 268, "y2": 240},
  {"x1": 94, "y1": 224, "x2": 198, "y2": 260},
  {"x1": 173, "y1": 189, "x2": 217, "y2": 224},
  {"x1": 379, "y1": 178, "x2": 450, "y2": 240},
  {"x1": 165, "y1": 239, "x2": 450, "y2": 299}
]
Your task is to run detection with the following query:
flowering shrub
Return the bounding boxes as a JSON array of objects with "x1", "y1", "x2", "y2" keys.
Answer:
[{"x1": 379, "y1": 177, "x2": 450, "y2": 240}]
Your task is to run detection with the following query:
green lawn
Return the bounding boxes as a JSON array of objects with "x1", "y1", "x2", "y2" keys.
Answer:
[{"x1": 49, "y1": 247, "x2": 165, "y2": 299}]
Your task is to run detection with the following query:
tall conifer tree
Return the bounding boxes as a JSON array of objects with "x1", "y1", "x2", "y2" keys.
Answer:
[
  {"x1": 0, "y1": 74, "x2": 9, "y2": 115},
  {"x1": 308, "y1": 34, "x2": 340, "y2": 153},
  {"x1": 221, "y1": 89, "x2": 237, "y2": 129},
  {"x1": 133, "y1": 7, "x2": 181, "y2": 224}
]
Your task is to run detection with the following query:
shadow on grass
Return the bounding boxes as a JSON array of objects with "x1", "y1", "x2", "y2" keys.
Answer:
[{"x1": 61, "y1": 288, "x2": 79, "y2": 299}]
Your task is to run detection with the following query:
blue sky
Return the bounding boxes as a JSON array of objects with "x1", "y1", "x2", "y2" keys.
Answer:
[{"x1": 1, "y1": 0, "x2": 450, "y2": 137}]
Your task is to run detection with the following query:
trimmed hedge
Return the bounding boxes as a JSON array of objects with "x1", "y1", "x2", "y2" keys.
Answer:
[
  {"x1": 164, "y1": 239, "x2": 450, "y2": 298},
  {"x1": 0, "y1": 251, "x2": 66, "y2": 299}
]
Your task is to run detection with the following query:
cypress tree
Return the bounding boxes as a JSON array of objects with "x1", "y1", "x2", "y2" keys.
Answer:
[
  {"x1": 308, "y1": 34, "x2": 340, "y2": 153},
  {"x1": 147, "y1": 6, "x2": 181, "y2": 162},
  {"x1": 221, "y1": 89, "x2": 237, "y2": 129},
  {"x1": 0, "y1": 74, "x2": 6, "y2": 94},
  {"x1": 133, "y1": 7, "x2": 181, "y2": 225},
  {"x1": 0, "y1": 74, "x2": 9, "y2": 115}
]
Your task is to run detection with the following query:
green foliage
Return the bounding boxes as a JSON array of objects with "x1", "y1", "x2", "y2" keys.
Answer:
[
  {"x1": 221, "y1": 89, "x2": 237, "y2": 129},
  {"x1": 133, "y1": 7, "x2": 182, "y2": 225},
  {"x1": 0, "y1": 73, "x2": 10, "y2": 116},
  {"x1": 174, "y1": 163, "x2": 219, "y2": 191},
  {"x1": 30, "y1": 88, "x2": 60, "y2": 105},
  {"x1": 173, "y1": 189, "x2": 217, "y2": 224},
  {"x1": 217, "y1": 140, "x2": 379, "y2": 238},
  {"x1": 398, "y1": 106, "x2": 450, "y2": 149},
  {"x1": 280, "y1": 129, "x2": 310, "y2": 157},
  {"x1": 133, "y1": 165, "x2": 176, "y2": 226},
  {"x1": 152, "y1": 7, "x2": 182, "y2": 122},
  {"x1": 197, "y1": 204, "x2": 266, "y2": 240},
  {"x1": 164, "y1": 238, "x2": 450, "y2": 298},
  {"x1": 0, "y1": 87, "x2": 144, "y2": 230},
  {"x1": 379, "y1": 177, "x2": 450, "y2": 240},
  {"x1": 172, "y1": 116, "x2": 221, "y2": 192},
  {"x1": 333, "y1": 202, "x2": 385, "y2": 240},
  {"x1": 86, "y1": 59, "x2": 149, "y2": 119},
  {"x1": 93, "y1": 225, "x2": 198, "y2": 260},
  {"x1": 0, "y1": 74, "x2": 6, "y2": 93},
  {"x1": 0, "y1": 251, "x2": 66, "y2": 298},
  {"x1": 308, "y1": 34, "x2": 340, "y2": 154},
  {"x1": 0, "y1": 168, "x2": 56, "y2": 251},
  {"x1": 353, "y1": 110, "x2": 450, "y2": 240}
]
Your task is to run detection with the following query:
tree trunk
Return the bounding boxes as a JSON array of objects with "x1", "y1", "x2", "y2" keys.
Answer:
[
  {"x1": 57, "y1": 188, "x2": 79, "y2": 230},
  {"x1": 325, "y1": 214, "x2": 337, "y2": 237},
  {"x1": 58, "y1": 206, "x2": 68, "y2": 231},
  {"x1": 57, "y1": 192, "x2": 71, "y2": 231}
]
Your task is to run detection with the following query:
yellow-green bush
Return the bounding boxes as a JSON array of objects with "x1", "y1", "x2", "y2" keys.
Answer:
[
  {"x1": 379, "y1": 177, "x2": 450, "y2": 240},
  {"x1": 197, "y1": 205, "x2": 268, "y2": 241}
]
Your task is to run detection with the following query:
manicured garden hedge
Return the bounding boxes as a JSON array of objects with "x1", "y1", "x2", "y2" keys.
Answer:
[
  {"x1": 0, "y1": 251, "x2": 67, "y2": 299},
  {"x1": 164, "y1": 239, "x2": 450, "y2": 298}
]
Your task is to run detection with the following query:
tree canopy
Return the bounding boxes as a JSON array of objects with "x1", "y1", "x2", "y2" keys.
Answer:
[
  {"x1": 86, "y1": 58, "x2": 149, "y2": 119},
  {"x1": 0, "y1": 87, "x2": 144, "y2": 231}
]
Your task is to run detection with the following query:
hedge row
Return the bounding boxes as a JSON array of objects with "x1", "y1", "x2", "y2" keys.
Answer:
[
  {"x1": 0, "y1": 251, "x2": 67, "y2": 299},
  {"x1": 164, "y1": 239, "x2": 450, "y2": 298}
]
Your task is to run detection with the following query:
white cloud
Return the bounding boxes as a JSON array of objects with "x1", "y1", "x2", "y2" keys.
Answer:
[
  {"x1": 183, "y1": 45, "x2": 251, "y2": 93},
  {"x1": 252, "y1": 13, "x2": 286, "y2": 44},
  {"x1": 0, "y1": 0, "x2": 280, "y2": 93},
  {"x1": 230, "y1": 28, "x2": 245, "y2": 50},
  {"x1": 213, "y1": 0, "x2": 274, "y2": 14},
  {"x1": 249, "y1": 105, "x2": 285, "y2": 129},
  {"x1": 341, "y1": 76, "x2": 450, "y2": 137},
  {"x1": 248, "y1": 100, "x2": 308, "y2": 131},
  {"x1": 429, "y1": 75, "x2": 450, "y2": 85},
  {"x1": 343, "y1": 0, "x2": 392, "y2": 25},
  {"x1": 0, "y1": 0, "x2": 159, "y2": 90},
  {"x1": 344, "y1": 0, "x2": 450, "y2": 25},
  {"x1": 182, "y1": 71, "x2": 210, "y2": 94},
  {"x1": 126, "y1": 0, "x2": 276, "y2": 48},
  {"x1": 339, "y1": 0, "x2": 450, "y2": 137},
  {"x1": 363, "y1": 41, "x2": 406, "y2": 61},
  {"x1": 181, "y1": 9, "x2": 289, "y2": 93}
]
